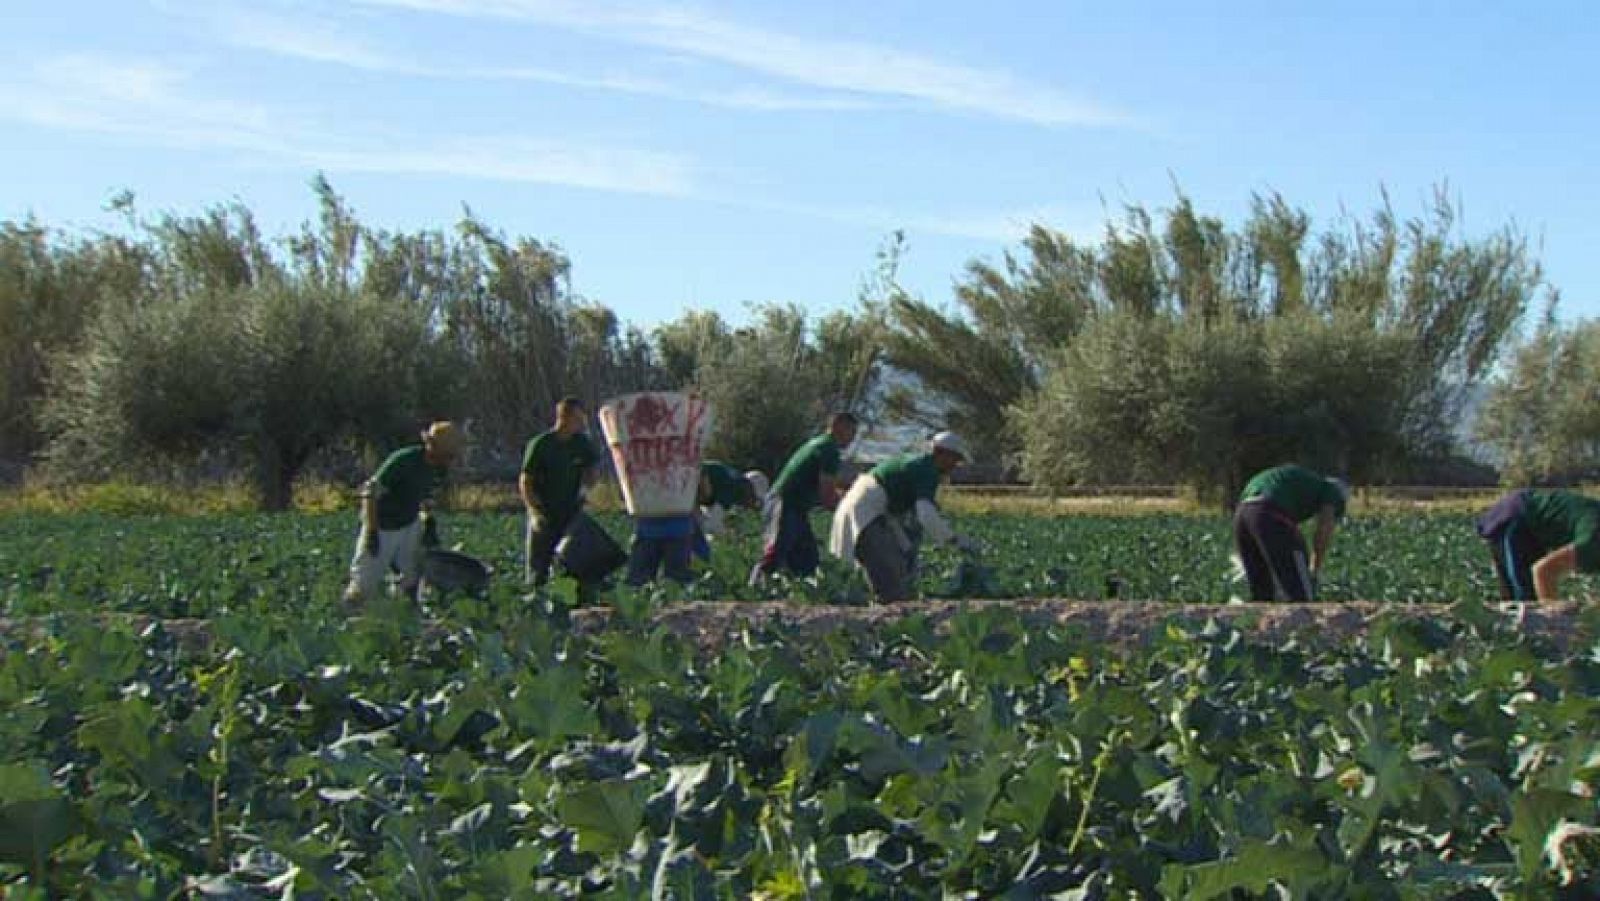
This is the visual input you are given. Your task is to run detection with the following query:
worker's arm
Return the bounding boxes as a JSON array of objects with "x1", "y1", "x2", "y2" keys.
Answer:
[
  {"x1": 819, "y1": 475, "x2": 841, "y2": 510},
  {"x1": 358, "y1": 486, "x2": 380, "y2": 554},
  {"x1": 579, "y1": 439, "x2": 602, "y2": 495},
  {"x1": 1533, "y1": 544, "x2": 1578, "y2": 600},
  {"x1": 519, "y1": 472, "x2": 540, "y2": 515},
  {"x1": 915, "y1": 499, "x2": 957, "y2": 546},
  {"x1": 1310, "y1": 506, "x2": 1338, "y2": 573},
  {"x1": 915, "y1": 499, "x2": 978, "y2": 551},
  {"x1": 360, "y1": 491, "x2": 378, "y2": 533},
  {"x1": 699, "y1": 503, "x2": 728, "y2": 536},
  {"x1": 427, "y1": 478, "x2": 451, "y2": 514}
]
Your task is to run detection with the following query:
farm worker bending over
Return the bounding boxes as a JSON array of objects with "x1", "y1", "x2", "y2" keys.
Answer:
[
  {"x1": 1476, "y1": 489, "x2": 1600, "y2": 600},
  {"x1": 830, "y1": 431, "x2": 978, "y2": 603},
  {"x1": 521, "y1": 396, "x2": 601, "y2": 590},
  {"x1": 626, "y1": 515, "x2": 697, "y2": 586},
  {"x1": 693, "y1": 463, "x2": 767, "y2": 560},
  {"x1": 749, "y1": 412, "x2": 858, "y2": 585},
  {"x1": 632, "y1": 464, "x2": 767, "y2": 585},
  {"x1": 1233, "y1": 465, "x2": 1349, "y2": 602},
  {"x1": 343, "y1": 420, "x2": 465, "y2": 604}
]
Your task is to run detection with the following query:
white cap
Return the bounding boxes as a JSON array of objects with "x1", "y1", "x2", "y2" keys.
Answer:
[
  {"x1": 930, "y1": 431, "x2": 969, "y2": 461},
  {"x1": 744, "y1": 470, "x2": 770, "y2": 501},
  {"x1": 1327, "y1": 477, "x2": 1350, "y2": 505}
]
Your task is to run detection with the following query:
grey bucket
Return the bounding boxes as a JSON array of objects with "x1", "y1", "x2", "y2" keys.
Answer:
[{"x1": 420, "y1": 549, "x2": 491, "y2": 596}]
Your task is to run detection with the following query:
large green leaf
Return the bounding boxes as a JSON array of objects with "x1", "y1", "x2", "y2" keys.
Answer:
[
  {"x1": 510, "y1": 664, "x2": 599, "y2": 742},
  {"x1": 0, "y1": 799, "x2": 74, "y2": 868},
  {"x1": 1160, "y1": 839, "x2": 1330, "y2": 899},
  {"x1": 559, "y1": 778, "x2": 649, "y2": 857}
]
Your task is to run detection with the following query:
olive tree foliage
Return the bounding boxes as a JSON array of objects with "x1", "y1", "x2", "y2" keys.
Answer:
[
  {"x1": 425, "y1": 215, "x2": 663, "y2": 459},
  {"x1": 43, "y1": 183, "x2": 455, "y2": 509},
  {"x1": 1003, "y1": 188, "x2": 1542, "y2": 501},
  {"x1": 22, "y1": 176, "x2": 671, "y2": 502},
  {"x1": 0, "y1": 216, "x2": 150, "y2": 472},
  {"x1": 1474, "y1": 311, "x2": 1600, "y2": 483},
  {"x1": 654, "y1": 303, "x2": 885, "y2": 476}
]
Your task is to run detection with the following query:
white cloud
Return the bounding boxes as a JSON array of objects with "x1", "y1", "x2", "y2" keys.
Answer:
[
  {"x1": 358, "y1": 0, "x2": 1124, "y2": 126},
  {"x1": 0, "y1": 54, "x2": 695, "y2": 196},
  {"x1": 0, "y1": 55, "x2": 291, "y2": 151},
  {"x1": 192, "y1": 4, "x2": 887, "y2": 113},
  {"x1": 205, "y1": 7, "x2": 399, "y2": 70},
  {"x1": 0, "y1": 51, "x2": 1082, "y2": 240},
  {"x1": 304, "y1": 139, "x2": 692, "y2": 196}
]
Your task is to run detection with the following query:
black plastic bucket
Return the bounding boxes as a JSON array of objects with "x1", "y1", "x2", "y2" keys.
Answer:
[
  {"x1": 556, "y1": 514, "x2": 627, "y2": 582},
  {"x1": 420, "y1": 549, "x2": 491, "y2": 596}
]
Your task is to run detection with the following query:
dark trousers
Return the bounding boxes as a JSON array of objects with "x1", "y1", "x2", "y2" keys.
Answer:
[
  {"x1": 626, "y1": 535, "x2": 694, "y2": 586},
  {"x1": 525, "y1": 511, "x2": 599, "y2": 603},
  {"x1": 749, "y1": 498, "x2": 819, "y2": 583},
  {"x1": 1478, "y1": 491, "x2": 1541, "y2": 600},
  {"x1": 525, "y1": 512, "x2": 572, "y2": 586},
  {"x1": 1233, "y1": 500, "x2": 1313, "y2": 602},
  {"x1": 856, "y1": 516, "x2": 915, "y2": 602}
]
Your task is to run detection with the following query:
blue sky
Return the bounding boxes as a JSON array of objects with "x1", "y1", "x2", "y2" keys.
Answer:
[{"x1": 3, "y1": 0, "x2": 1597, "y2": 328}]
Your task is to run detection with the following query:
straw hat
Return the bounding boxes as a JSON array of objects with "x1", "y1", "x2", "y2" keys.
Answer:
[{"x1": 422, "y1": 421, "x2": 466, "y2": 459}]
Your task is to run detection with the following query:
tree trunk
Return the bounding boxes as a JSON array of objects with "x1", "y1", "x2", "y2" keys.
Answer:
[{"x1": 254, "y1": 438, "x2": 305, "y2": 511}]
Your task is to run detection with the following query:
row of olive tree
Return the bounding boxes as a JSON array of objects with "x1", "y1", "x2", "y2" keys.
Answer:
[
  {"x1": 1473, "y1": 312, "x2": 1600, "y2": 484},
  {"x1": 2, "y1": 178, "x2": 884, "y2": 507},
  {"x1": 881, "y1": 189, "x2": 1548, "y2": 501},
  {"x1": 15, "y1": 179, "x2": 674, "y2": 507},
  {"x1": 0, "y1": 211, "x2": 149, "y2": 469},
  {"x1": 654, "y1": 303, "x2": 884, "y2": 476},
  {"x1": 41, "y1": 186, "x2": 462, "y2": 509},
  {"x1": 3, "y1": 178, "x2": 1565, "y2": 507}
]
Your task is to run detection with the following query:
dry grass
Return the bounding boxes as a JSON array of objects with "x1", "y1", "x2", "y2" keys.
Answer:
[
  {"x1": 0, "y1": 478, "x2": 1559, "y2": 519},
  {"x1": 942, "y1": 486, "x2": 1511, "y2": 517},
  {"x1": 0, "y1": 477, "x2": 629, "y2": 516}
]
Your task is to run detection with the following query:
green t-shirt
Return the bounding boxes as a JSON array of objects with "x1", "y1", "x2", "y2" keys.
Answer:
[
  {"x1": 370, "y1": 445, "x2": 446, "y2": 530},
  {"x1": 772, "y1": 434, "x2": 841, "y2": 511},
  {"x1": 521, "y1": 430, "x2": 599, "y2": 521},
  {"x1": 1240, "y1": 465, "x2": 1345, "y2": 522},
  {"x1": 1521, "y1": 491, "x2": 1600, "y2": 571},
  {"x1": 870, "y1": 452, "x2": 942, "y2": 516},
  {"x1": 701, "y1": 461, "x2": 748, "y2": 508}
]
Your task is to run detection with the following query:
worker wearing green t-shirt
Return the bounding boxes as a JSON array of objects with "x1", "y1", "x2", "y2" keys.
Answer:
[
  {"x1": 1233, "y1": 465, "x2": 1349, "y2": 601},
  {"x1": 749, "y1": 412, "x2": 857, "y2": 585},
  {"x1": 1476, "y1": 489, "x2": 1600, "y2": 600},
  {"x1": 829, "y1": 432, "x2": 977, "y2": 602},
  {"x1": 691, "y1": 462, "x2": 767, "y2": 560},
  {"x1": 521, "y1": 397, "x2": 601, "y2": 587},
  {"x1": 343, "y1": 421, "x2": 465, "y2": 604}
]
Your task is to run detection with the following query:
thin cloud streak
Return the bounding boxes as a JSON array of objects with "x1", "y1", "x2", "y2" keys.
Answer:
[
  {"x1": 0, "y1": 54, "x2": 696, "y2": 197},
  {"x1": 360, "y1": 0, "x2": 1125, "y2": 126},
  {"x1": 199, "y1": 5, "x2": 888, "y2": 113},
  {"x1": 0, "y1": 53, "x2": 1077, "y2": 243}
]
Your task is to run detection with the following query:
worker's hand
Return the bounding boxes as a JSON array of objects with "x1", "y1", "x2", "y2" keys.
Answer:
[
  {"x1": 362, "y1": 527, "x2": 380, "y2": 557},
  {"x1": 955, "y1": 534, "x2": 982, "y2": 554},
  {"x1": 421, "y1": 512, "x2": 440, "y2": 548}
]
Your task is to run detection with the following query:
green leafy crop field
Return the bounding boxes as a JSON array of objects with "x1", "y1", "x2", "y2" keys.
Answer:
[
  {"x1": 0, "y1": 508, "x2": 1551, "y2": 616},
  {"x1": 3, "y1": 509, "x2": 1599, "y2": 896}
]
